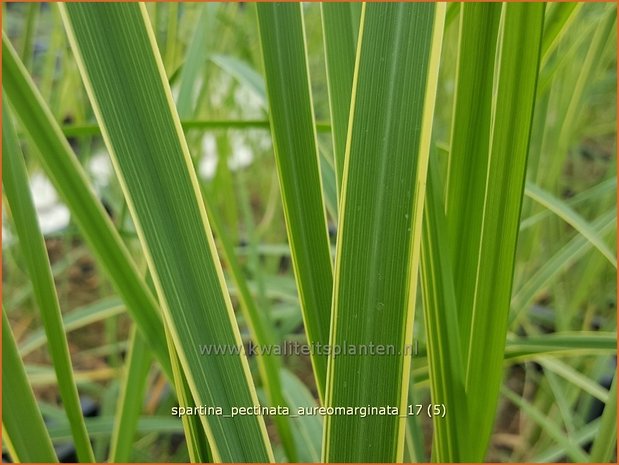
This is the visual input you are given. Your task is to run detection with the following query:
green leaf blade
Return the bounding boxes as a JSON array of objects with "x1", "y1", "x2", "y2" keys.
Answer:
[
  {"x1": 108, "y1": 330, "x2": 152, "y2": 463},
  {"x1": 256, "y1": 3, "x2": 334, "y2": 400},
  {"x1": 590, "y1": 375, "x2": 618, "y2": 462},
  {"x1": 2, "y1": 35, "x2": 172, "y2": 379},
  {"x1": 321, "y1": 3, "x2": 359, "y2": 190},
  {"x1": 420, "y1": 161, "x2": 467, "y2": 462},
  {"x1": 445, "y1": 3, "x2": 501, "y2": 359},
  {"x1": 460, "y1": 4, "x2": 546, "y2": 459},
  {"x1": 525, "y1": 182, "x2": 617, "y2": 268},
  {"x1": 3, "y1": 99, "x2": 95, "y2": 463},
  {"x1": 2, "y1": 309, "x2": 59, "y2": 463},
  {"x1": 60, "y1": 3, "x2": 273, "y2": 461},
  {"x1": 323, "y1": 4, "x2": 445, "y2": 461}
]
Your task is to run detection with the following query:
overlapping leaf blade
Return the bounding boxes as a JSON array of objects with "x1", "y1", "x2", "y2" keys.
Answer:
[
  {"x1": 3, "y1": 99, "x2": 95, "y2": 462},
  {"x1": 321, "y1": 3, "x2": 359, "y2": 189},
  {"x1": 60, "y1": 3, "x2": 273, "y2": 461},
  {"x1": 525, "y1": 182, "x2": 616, "y2": 267},
  {"x1": 2, "y1": 35, "x2": 172, "y2": 378},
  {"x1": 2, "y1": 309, "x2": 58, "y2": 463},
  {"x1": 205, "y1": 200, "x2": 297, "y2": 461},
  {"x1": 108, "y1": 331, "x2": 152, "y2": 462},
  {"x1": 256, "y1": 3, "x2": 333, "y2": 400},
  {"x1": 422, "y1": 3, "x2": 546, "y2": 460},
  {"x1": 323, "y1": 4, "x2": 445, "y2": 462},
  {"x1": 420, "y1": 160, "x2": 466, "y2": 462},
  {"x1": 454, "y1": 4, "x2": 545, "y2": 459}
]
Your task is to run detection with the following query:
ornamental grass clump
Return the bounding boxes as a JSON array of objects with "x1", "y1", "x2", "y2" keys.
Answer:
[{"x1": 2, "y1": 2, "x2": 616, "y2": 463}]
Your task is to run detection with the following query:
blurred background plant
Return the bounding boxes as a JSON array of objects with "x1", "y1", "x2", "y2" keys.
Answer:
[{"x1": 2, "y1": 2, "x2": 616, "y2": 463}]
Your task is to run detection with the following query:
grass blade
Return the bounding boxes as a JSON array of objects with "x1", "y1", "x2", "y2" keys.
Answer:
[
  {"x1": 20, "y1": 3, "x2": 39, "y2": 69},
  {"x1": 46, "y1": 416, "x2": 183, "y2": 442},
  {"x1": 192, "y1": 22, "x2": 296, "y2": 458},
  {"x1": 404, "y1": 372, "x2": 427, "y2": 463},
  {"x1": 60, "y1": 4, "x2": 273, "y2": 460},
  {"x1": 256, "y1": 3, "x2": 334, "y2": 399},
  {"x1": 280, "y1": 369, "x2": 323, "y2": 462},
  {"x1": 323, "y1": 4, "x2": 445, "y2": 461},
  {"x1": 443, "y1": 4, "x2": 545, "y2": 459},
  {"x1": 520, "y1": 177, "x2": 617, "y2": 231},
  {"x1": 2, "y1": 99, "x2": 95, "y2": 462},
  {"x1": 541, "y1": 3, "x2": 582, "y2": 65},
  {"x1": 502, "y1": 386, "x2": 589, "y2": 462},
  {"x1": 532, "y1": 419, "x2": 600, "y2": 462},
  {"x1": 445, "y1": 2, "x2": 501, "y2": 364},
  {"x1": 210, "y1": 55, "x2": 267, "y2": 110},
  {"x1": 590, "y1": 375, "x2": 617, "y2": 462},
  {"x1": 548, "y1": 6, "x2": 615, "y2": 192},
  {"x1": 2, "y1": 308, "x2": 58, "y2": 463},
  {"x1": 505, "y1": 332, "x2": 616, "y2": 359},
  {"x1": 464, "y1": 4, "x2": 544, "y2": 456},
  {"x1": 321, "y1": 3, "x2": 359, "y2": 189},
  {"x1": 413, "y1": 332, "x2": 616, "y2": 387},
  {"x1": 538, "y1": 358, "x2": 609, "y2": 403},
  {"x1": 61, "y1": 119, "x2": 331, "y2": 137},
  {"x1": 511, "y1": 210, "x2": 616, "y2": 323},
  {"x1": 525, "y1": 182, "x2": 617, "y2": 268},
  {"x1": 425, "y1": 3, "x2": 500, "y2": 460},
  {"x1": 164, "y1": 325, "x2": 211, "y2": 462},
  {"x1": 420, "y1": 160, "x2": 466, "y2": 462},
  {"x1": 108, "y1": 329, "x2": 152, "y2": 462},
  {"x1": 318, "y1": 145, "x2": 339, "y2": 220},
  {"x1": 19, "y1": 298, "x2": 125, "y2": 357},
  {"x1": 205, "y1": 198, "x2": 297, "y2": 461},
  {"x1": 2, "y1": 35, "x2": 172, "y2": 378},
  {"x1": 177, "y1": 4, "x2": 217, "y2": 118}
]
